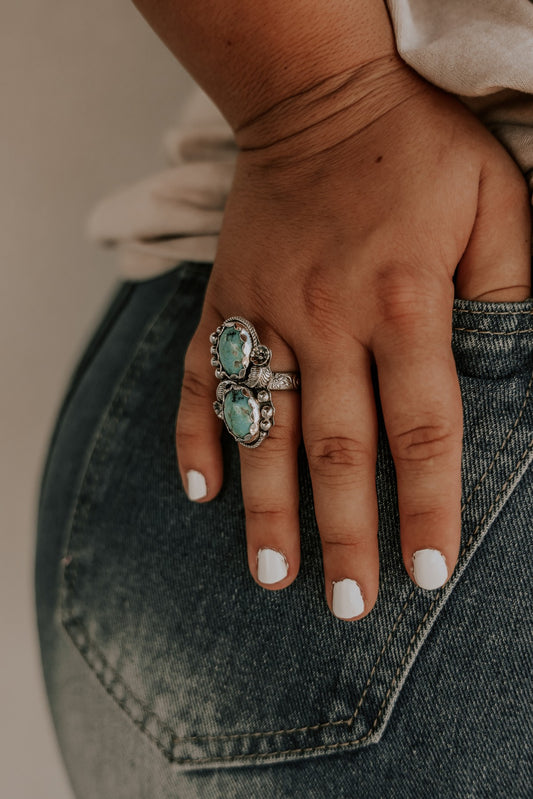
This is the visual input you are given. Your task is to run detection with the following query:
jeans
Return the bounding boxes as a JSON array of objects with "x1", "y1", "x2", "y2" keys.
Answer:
[{"x1": 35, "y1": 262, "x2": 533, "y2": 798}]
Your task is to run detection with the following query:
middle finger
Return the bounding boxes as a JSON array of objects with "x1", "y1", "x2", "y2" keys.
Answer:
[{"x1": 300, "y1": 339, "x2": 379, "y2": 621}]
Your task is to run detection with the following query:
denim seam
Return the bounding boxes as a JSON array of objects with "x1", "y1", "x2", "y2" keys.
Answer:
[
  {"x1": 181, "y1": 436, "x2": 533, "y2": 764},
  {"x1": 114, "y1": 428, "x2": 533, "y2": 766},
  {"x1": 357, "y1": 443, "x2": 533, "y2": 747},
  {"x1": 60, "y1": 283, "x2": 183, "y2": 611},
  {"x1": 460, "y1": 369, "x2": 533, "y2": 505},
  {"x1": 38, "y1": 282, "x2": 135, "y2": 519},
  {"x1": 61, "y1": 359, "x2": 533, "y2": 757},
  {"x1": 62, "y1": 422, "x2": 533, "y2": 762},
  {"x1": 453, "y1": 308, "x2": 533, "y2": 316},
  {"x1": 453, "y1": 327, "x2": 533, "y2": 335},
  {"x1": 59, "y1": 290, "x2": 533, "y2": 762},
  {"x1": 342, "y1": 370, "x2": 533, "y2": 728},
  {"x1": 60, "y1": 408, "x2": 531, "y2": 772}
]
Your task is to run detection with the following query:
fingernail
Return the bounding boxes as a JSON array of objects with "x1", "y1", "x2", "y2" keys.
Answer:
[
  {"x1": 332, "y1": 578, "x2": 364, "y2": 620},
  {"x1": 257, "y1": 548, "x2": 288, "y2": 585},
  {"x1": 412, "y1": 549, "x2": 448, "y2": 590},
  {"x1": 186, "y1": 469, "x2": 207, "y2": 501}
]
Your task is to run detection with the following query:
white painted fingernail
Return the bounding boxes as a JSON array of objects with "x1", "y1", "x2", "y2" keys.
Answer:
[
  {"x1": 257, "y1": 548, "x2": 288, "y2": 585},
  {"x1": 332, "y1": 579, "x2": 365, "y2": 620},
  {"x1": 412, "y1": 549, "x2": 448, "y2": 590},
  {"x1": 186, "y1": 469, "x2": 207, "y2": 501}
]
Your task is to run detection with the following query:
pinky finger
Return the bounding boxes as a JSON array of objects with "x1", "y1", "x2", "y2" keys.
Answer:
[{"x1": 176, "y1": 309, "x2": 224, "y2": 502}]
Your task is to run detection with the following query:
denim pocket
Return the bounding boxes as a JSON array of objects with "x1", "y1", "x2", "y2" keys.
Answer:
[
  {"x1": 59, "y1": 273, "x2": 533, "y2": 770},
  {"x1": 38, "y1": 282, "x2": 135, "y2": 516}
]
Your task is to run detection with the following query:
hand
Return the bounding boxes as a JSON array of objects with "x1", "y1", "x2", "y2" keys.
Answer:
[{"x1": 175, "y1": 67, "x2": 531, "y2": 620}]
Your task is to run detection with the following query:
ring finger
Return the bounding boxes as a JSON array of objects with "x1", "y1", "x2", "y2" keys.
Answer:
[{"x1": 237, "y1": 329, "x2": 302, "y2": 589}]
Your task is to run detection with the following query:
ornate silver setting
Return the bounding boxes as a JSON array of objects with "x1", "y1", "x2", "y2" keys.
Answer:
[
  {"x1": 209, "y1": 316, "x2": 260, "y2": 381},
  {"x1": 210, "y1": 316, "x2": 300, "y2": 448},
  {"x1": 247, "y1": 366, "x2": 301, "y2": 391},
  {"x1": 213, "y1": 381, "x2": 274, "y2": 448}
]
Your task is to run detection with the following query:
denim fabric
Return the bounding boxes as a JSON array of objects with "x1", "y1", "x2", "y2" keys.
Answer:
[{"x1": 35, "y1": 262, "x2": 533, "y2": 798}]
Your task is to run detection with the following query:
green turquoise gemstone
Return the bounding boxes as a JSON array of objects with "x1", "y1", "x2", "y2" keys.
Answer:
[
  {"x1": 223, "y1": 389, "x2": 258, "y2": 440},
  {"x1": 218, "y1": 325, "x2": 252, "y2": 376}
]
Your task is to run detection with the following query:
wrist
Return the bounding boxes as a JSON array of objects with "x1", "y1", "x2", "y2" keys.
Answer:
[{"x1": 234, "y1": 55, "x2": 426, "y2": 167}]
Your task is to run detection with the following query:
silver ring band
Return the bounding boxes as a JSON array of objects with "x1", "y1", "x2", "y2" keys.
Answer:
[{"x1": 247, "y1": 365, "x2": 300, "y2": 391}]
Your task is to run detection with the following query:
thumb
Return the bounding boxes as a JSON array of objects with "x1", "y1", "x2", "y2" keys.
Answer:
[{"x1": 454, "y1": 147, "x2": 531, "y2": 302}]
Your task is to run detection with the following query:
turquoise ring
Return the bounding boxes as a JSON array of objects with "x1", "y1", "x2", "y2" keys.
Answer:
[{"x1": 210, "y1": 317, "x2": 300, "y2": 448}]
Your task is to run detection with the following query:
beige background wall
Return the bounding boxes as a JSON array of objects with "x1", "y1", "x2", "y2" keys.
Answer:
[{"x1": 1, "y1": 3, "x2": 192, "y2": 796}]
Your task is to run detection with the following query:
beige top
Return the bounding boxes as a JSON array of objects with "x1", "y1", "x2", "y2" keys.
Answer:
[{"x1": 87, "y1": 0, "x2": 533, "y2": 281}]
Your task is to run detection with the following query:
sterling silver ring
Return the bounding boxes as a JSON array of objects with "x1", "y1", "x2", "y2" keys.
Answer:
[{"x1": 210, "y1": 316, "x2": 300, "y2": 448}]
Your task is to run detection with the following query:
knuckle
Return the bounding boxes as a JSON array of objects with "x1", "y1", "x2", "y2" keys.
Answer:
[
  {"x1": 245, "y1": 502, "x2": 291, "y2": 523},
  {"x1": 264, "y1": 416, "x2": 299, "y2": 448},
  {"x1": 503, "y1": 171, "x2": 530, "y2": 214},
  {"x1": 489, "y1": 152, "x2": 530, "y2": 203},
  {"x1": 320, "y1": 528, "x2": 366, "y2": 547},
  {"x1": 176, "y1": 369, "x2": 214, "y2": 447},
  {"x1": 374, "y1": 265, "x2": 448, "y2": 335},
  {"x1": 393, "y1": 422, "x2": 459, "y2": 465},
  {"x1": 180, "y1": 368, "x2": 212, "y2": 404},
  {"x1": 401, "y1": 505, "x2": 450, "y2": 525},
  {"x1": 300, "y1": 267, "x2": 346, "y2": 334},
  {"x1": 380, "y1": 285, "x2": 426, "y2": 330},
  {"x1": 244, "y1": 435, "x2": 294, "y2": 469},
  {"x1": 175, "y1": 424, "x2": 201, "y2": 450},
  {"x1": 307, "y1": 435, "x2": 370, "y2": 477}
]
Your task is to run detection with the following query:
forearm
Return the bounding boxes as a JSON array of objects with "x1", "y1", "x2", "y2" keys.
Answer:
[{"x1": 130, "y1": 0, "x2": 400, "y2": 134}]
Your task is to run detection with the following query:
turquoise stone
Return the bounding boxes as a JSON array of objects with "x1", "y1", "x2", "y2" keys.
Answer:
[
  {"x1": 218, "y1": 325, "x2": 251, "y2": 376},
  {"x1": 223, "y1": 389, "x2": 258, "y2": 440}
]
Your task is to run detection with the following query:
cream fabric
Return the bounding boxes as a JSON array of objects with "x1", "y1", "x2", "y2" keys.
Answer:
[
  {"x1": 387, "y1": 0, "x2": 533, "y2": 177},
  {"x1": 87, "y1": 1, "x2": 533, "y2": 281},
  {"x1": 87, "y1": 91, "x2": 236, "y2": 279}
]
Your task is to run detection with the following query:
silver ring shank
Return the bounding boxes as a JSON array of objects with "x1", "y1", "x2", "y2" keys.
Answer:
[
  {"x1": 267, "y1": 371, "x2": 300, "y2": 391},
  {"x1": 246, "y1": 365, "x2": 300, "y2": 391}
]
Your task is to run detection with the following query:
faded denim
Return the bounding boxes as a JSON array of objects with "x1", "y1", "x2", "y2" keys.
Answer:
[{"x1": 35, "y1": 262, "x2": 533, "y2": 798}]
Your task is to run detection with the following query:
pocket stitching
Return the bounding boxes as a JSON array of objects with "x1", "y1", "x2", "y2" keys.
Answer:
[
  {"x1": 461, "y1": 369, "x2": 533, "y2": 502},
  {"x1": 62, "y1": 422, "x2": 533, "y2": 763},
  {"x1": 453, "y1": 327, "x2": 533, "y2": 335},
  {"x1": 60, "y1": 289, "x2": 533, "y2": 763},
  {"x1": 170, "y1": 431, "x2": 533, "y2": 766},
  {"x1": 60, "y1": 285, "x2": 182, "y2": 600},
  {"x1": 350, "y1": 434, "x2": 533, "y2": 757},
  {"x1": 453, "y1": 308, "x2": 533, "y2": 317}
]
